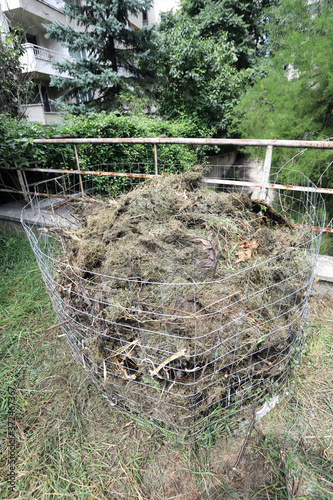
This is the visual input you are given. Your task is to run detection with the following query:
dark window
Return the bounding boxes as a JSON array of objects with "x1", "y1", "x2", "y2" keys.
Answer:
[
  {"x1": 31, "y1": 84, "x2": 51, "y2": 112},
  {"x1": 26, "y1": 33, "x2": 37, "y2": 45},
  {"x1": 41, "y1": 86, "x2": 51, "y2": 112}
]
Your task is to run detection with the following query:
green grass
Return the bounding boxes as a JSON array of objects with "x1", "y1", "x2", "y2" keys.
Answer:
[{"x1": 1, "y1": 229, "x2": 333, "y2": 499}]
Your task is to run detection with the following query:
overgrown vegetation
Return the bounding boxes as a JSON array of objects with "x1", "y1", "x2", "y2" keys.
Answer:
[
  {"x1": 0, "y1": 27, "x2": 32, "y2": 118},
  {"x1": 0, "y1": 112, "x2": 212, "y2": 197},
  {"x1": 1, "y1": 230, "x2": 332, "y2": 498},
  {"x1": 153, "y1": 0, "x2": 269, "y2": 135},
  {"x1": 234, "y1": 0, "x2": 333, "y2": 238}
]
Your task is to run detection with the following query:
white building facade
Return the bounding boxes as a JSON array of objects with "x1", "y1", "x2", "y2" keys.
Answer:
[{"x1": 0, "y1": 0, "x2": 179, "y2": 123}]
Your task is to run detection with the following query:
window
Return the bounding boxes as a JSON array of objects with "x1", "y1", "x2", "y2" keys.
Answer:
[
  {"x1": 26, "y1": 33, "x2": 38, "y2": 45},
  {"x1": 31, "y1": 84, "x2": 51, "y2": 112},
  {"x1": 142, "y1": 9, "x2": 148, "y2": 26}
]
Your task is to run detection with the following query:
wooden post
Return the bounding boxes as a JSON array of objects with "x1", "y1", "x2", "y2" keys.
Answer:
[
  {"x1": 154, "y1": 144, "x2": 158, "y2": 176},
  {"x1": 73, "y1": 144, "x2": 85, "y2": 196},
  {"x1": 16, "y1": 165, "x2": 30, "y2": 203},
  {"x1": 260, "y1": 145, "x2": 273, "y2": 201}
]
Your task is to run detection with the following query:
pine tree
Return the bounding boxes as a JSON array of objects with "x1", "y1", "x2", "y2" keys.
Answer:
[
  {"x1": 234, "y1": 0, "x2": 333, "y2": 251},
  {"x1": 235, "y1": 0, "x2": 333, "y2": 142},
  {"x1": 45, "y1": 0, "x2": 154, "y2": 109}
]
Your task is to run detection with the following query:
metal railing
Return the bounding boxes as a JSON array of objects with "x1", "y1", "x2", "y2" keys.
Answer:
[
  {"x1": 1, "y1": 137, "x2": 332, "y2": 232},
  {"x1": 22, "y1": 43, "x2": 75, "y2": 64}
]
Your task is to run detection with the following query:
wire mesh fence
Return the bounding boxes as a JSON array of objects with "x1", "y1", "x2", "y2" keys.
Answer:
[{"x1": 21, "y1": 164, "x2": 325, "y2": 443}]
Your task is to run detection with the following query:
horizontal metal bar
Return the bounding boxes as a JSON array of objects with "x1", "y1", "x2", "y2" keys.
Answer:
[
  {"x1": 0, "y1": 166, "x2": 155, "y2": 179},
  {"x1": 1, "y1": 166, "x2": 331, "y2": 194},
  {"x1": 314, "y1": 226, "x2": 333, "y2": 234},
  {"x1": 202, "y1": 178, "x2": 333, "y2": 195},
  {"x1": 203, "y1": 178, "x2": 257, "y2": 187},
  {"x1": 267, "y1": 182, "x2": 333, "y2": 195},
  {"x1": 30, "y1": 137, "x2": 333, "y2": 149}
]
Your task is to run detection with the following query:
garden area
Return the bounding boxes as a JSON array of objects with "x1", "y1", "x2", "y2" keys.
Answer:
[
  {"x1": 1, "y1": 220, "x2": 332, "y2": 498},
  {"x1": 1, "y1": 0, "x2": 333, "y2": 497}
]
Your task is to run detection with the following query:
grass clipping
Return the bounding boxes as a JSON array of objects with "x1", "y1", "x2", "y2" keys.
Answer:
[{"x1": 55, "y1": 167, "x2": 312, "y2": 436}]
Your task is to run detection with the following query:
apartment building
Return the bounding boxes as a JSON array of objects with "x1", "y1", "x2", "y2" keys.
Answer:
[{"x1": 0, "y1": 0, "x2": 179, "y2": 123}]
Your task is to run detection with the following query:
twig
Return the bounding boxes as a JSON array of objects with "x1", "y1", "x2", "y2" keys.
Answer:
[
  {"x1": 104, "y1": 338, "x2": 141, "y2": 360},
  {"x1": 150, "y1": 349, "x2": 188, "y2": 378},
  {"x1": 46, "y1": 319, "x2": 70, "y2": 331},
  {"x1": 233, "y1": 399, "x2": 257, "y2": 469}
]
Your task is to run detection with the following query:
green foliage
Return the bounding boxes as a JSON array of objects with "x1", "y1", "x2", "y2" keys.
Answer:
[
  {"x1": 234, "y1": 0, "x2": 333, "y2": 150},
  {"x1": 234, "y1": 0, "x2": 333, "y2": 242},
  {"x1": 179, "y1": 0, "x2": 270, "y2": 69},
  {"x1": 0, "y1": 112, "x2": 211, "y2": 194},
  {"x1": 0, "y1": 27, "x2": 32, "y2": 117},
  {"x1": 0, "y1": 116, "x2": 59, "y2": 168},
  {"x1": 155, "y1": 20, "x2": 248, "y2": 135},
  {"x1": 44, "y1": 0, "x2": 155, "y2": 110},
  {"x1": 47, "y1": 112, "x2": 209, "y2": 167},
  {"x1": 153, "y1": 0, "x2": 268, "y2": 135},
  {"x1": 0, "y1": 117, "x2": 33, "y2": 168}
]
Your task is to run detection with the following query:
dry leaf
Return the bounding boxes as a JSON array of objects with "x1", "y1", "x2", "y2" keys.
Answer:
[
  {"x1": 234, "y1": 240, "x2": 258, "y2": 264},
  {"x1": 188, "y1": 233, "x2": 220, "y2": 269}
]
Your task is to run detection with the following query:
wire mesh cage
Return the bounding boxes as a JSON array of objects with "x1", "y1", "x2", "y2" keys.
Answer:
[{"x1": 21, "y1": 164, "x2": 325, "y2": 443}]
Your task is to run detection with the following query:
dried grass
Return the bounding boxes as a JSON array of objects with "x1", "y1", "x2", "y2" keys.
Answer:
[{"x1": 51, "y1": 167, "x2": 313, "y2": 438}]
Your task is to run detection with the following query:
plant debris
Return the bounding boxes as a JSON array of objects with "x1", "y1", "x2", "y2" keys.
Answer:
[{"x1": 51, "y1": 166, "x2": 313, "y2": 439}]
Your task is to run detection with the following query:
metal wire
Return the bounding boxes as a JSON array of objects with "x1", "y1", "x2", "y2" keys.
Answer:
[{"x1": 21, "y1": 164, "x2": 326, "y2": 443}]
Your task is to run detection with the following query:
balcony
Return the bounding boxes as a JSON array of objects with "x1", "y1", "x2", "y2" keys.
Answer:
[
  {"x1": 1, "y1": 0, "x2": 65, "y2": 28},
  {"x1": 21, "y1": 43, "x2": 74, "y2": 78},
  {"x1": 1, "y1": 0, "x2": 64, "y2": 17}
]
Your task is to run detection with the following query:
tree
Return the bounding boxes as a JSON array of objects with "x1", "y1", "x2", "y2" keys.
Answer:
[
  {"x1": 234, "y1": 0, "x2": 333, "y2": 252},
  {"x1": 0, "y1": 27, "x2": 32, "y2": 117},
  {"x1": 234, "y1": 0, "x2": 333, "y2": 154},
  {"x1": 236, "y1": 0, "x2": 333, "y2": 133},
  {"x1": 45, "y1": 0, "x2": 155, "y2": 110},
  {"x1": 153, "y1": 0, "x2": 269, "y2": 136},
  {"x1": 180, "y1": 0, "x2": 270, "y2": 70}
]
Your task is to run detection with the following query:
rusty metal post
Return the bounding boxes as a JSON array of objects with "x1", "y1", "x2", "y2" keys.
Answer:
[
  {"x1": 73, "y1": 144, "x2": 85, "y2": 196},
  {"x1": 154, "y1": 144, "x2": 158, "y2": 176},
  {"x1": 261, "y1": 146, "x2": 273, "y2": 201}
]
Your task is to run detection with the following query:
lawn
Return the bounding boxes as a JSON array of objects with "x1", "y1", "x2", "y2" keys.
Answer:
[{"x1": 1, "y1": 229, "x2": 332, "y2": 499}]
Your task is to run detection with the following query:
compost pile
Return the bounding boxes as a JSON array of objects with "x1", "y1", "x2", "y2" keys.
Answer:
[{"x1": 54, "y1": 167, "x2": 311, "y2": 432}]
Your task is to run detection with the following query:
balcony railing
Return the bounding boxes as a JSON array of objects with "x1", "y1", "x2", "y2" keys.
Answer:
[
  {"x1": 21, "y1": 43, "x2": 75, "y2": 76},
  {"x1": 22, "y1": 43, "x2": 74, "y2": 63}
]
